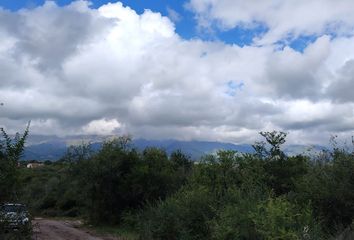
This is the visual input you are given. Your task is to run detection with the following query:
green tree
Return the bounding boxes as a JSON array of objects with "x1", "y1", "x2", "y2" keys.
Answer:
[
  {"x1": 250, "y1": 197, "x2": 323, "y2": 240},
  {"x1": 300, "y1": 147, "x2": 354, "y2": 233},
  {"x1": 0, "y1": 123, "x2": 30, "y2": 202},
  {"x1": 254, "y1": 131, "x2": 309, "y2": 196}
]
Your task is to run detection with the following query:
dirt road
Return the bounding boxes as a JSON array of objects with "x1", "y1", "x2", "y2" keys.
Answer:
[{"x1": 32, "y1": 218, "x2": 118, "y2": 240}]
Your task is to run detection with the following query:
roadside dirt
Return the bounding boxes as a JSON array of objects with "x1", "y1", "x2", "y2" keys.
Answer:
[{"x1": 32, "y1": 218, "x2": 119, "y2": 240}]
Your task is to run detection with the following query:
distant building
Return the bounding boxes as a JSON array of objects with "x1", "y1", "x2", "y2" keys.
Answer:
[{"x1": 26, "y1": 163, "x2": 44, "y2": 169}]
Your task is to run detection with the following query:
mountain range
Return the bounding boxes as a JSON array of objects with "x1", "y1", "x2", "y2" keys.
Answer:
[{"x1": 21, "y1": 135, "x2": 325, "y2": 161}]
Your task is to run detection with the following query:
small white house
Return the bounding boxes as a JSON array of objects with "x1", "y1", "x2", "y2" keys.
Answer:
[{"x1": 26, "y1": 163, "x2": 44, "y2": 169}]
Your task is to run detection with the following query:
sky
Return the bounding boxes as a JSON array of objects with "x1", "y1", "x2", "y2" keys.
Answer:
[{"x1": 1, "y1": 0, "x2": 354, "y2": 145}]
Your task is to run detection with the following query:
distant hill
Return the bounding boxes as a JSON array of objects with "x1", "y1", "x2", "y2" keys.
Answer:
[
  {"x1": 23, "y1": 141, "x2": 67, "y2": 161},
  {"x1": 21, "y1": 135, "x2": 325, "y2": 161},
  {"x1": 132, "y1": 139, "x2": 254, "y2": 159}
]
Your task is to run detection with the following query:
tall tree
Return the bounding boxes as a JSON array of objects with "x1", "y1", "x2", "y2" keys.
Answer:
[{"x1": 0, "y1": 122, "x2": 30, "y2": 202}]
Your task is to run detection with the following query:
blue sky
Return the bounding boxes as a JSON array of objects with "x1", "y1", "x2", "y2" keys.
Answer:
[
  {"x1": 0, "y1": 0, "x2": 309, "y2": 49},
  {"x1": 0, "y1": 0, "x2": 197, "y2": 39}
]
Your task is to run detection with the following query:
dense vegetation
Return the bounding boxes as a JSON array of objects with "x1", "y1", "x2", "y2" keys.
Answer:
[
  {"x1": 0, "y1": 124, "x2": 31, "y2": 239},
  {"x1": 2, "y1": 128, "x2": 354, "y2": 239}
]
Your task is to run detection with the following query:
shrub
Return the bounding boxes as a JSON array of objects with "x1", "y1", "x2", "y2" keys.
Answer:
[
  {"x1": 250, "y1": 197, "x2": 324, "y2": 240},
  {"x1": 138, "y1": 187, "x2": 216, "y2": 240},
  {"x1": 211, "y1": 188, "x2": 266, "y2": 240}
]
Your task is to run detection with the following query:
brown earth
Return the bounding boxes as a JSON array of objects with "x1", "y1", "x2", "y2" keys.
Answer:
[{"x1": 32, "y1": 218, "x2": 119, "y2": 240}]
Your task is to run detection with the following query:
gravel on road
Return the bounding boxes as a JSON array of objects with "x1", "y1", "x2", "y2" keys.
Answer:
[{"x1": 32, "y1": 218, "x2": 119, "y2": 240}]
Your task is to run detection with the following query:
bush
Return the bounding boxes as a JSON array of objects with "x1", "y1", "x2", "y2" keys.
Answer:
[
  {"x1": 138, "y1": 187, "x2": 216, "y2": 240},
  {"x1": 250, "y1": 197, "x2": 324, "y2": 240},
  {"x1": 299, "y1": 148, "x2": 354, "y2": 234},
  {"x1": 211, "y1": 188, "x2": 267, "y2": 240}
]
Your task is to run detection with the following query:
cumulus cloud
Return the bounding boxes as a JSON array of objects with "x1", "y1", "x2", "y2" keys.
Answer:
[
  {"x1": 186, "y1": 0, "x2": 354, "y2": 44},
  {"x1": 327, "y1": 60, "x2": 354, "y2": 103},
  {"x1": 263, "y1": 36, "x2": 331, "y2": 100},
  {"x1": 82, "y1": 118, "x2": 121, "y2": 135},
  {"x1": 0, "y1": 1, "x2": 354, "y2": 144}
]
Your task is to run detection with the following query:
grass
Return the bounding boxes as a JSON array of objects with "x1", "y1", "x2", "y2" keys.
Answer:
[{"x1": 87, "y1": 224, "x2": 139, "y2": 240}]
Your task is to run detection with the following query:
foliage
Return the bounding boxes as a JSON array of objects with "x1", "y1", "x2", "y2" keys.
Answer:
[
  {"x1": 253, "y1": 131, "x2": 309, "y2": 195},
  {"x1": 210, "y1": 188, "x2": 266, "y2": 240},
  {"x1": 0, "y1": 123, "x2": 29, "y2": 203},
  {"x1": 298, "y1": 147, "x2": 354, "y2": 233},
  {"x1": 8, "y1": 130, "x2": 354, "y2": 239},
  {"x1": 0, "y1": 123, "x2": 31, "y2": 239},
  {"x1": 19, "y1": 137, "x2": 193, "y2": 225},
  {"x1": 138, "y1": 187, "x2": 216, "y2": 240},
  {"x1": 212, "y1": 192, "x2": 323, "y2": 240},
  {"x1": 19, "y1": 163, "x2": 75, "y2": 217},
  {"x1": 250, "y1": 197, "x2": 323, "y2": 240}
]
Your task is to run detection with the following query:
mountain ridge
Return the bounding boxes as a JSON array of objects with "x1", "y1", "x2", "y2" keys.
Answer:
[{"x1": 21, "y1": 135, "x2": 326, "y2": 161}]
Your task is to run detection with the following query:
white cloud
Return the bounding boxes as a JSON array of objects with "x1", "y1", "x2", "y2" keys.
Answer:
[
  {"x1": 187, "y1": 0, "x2": 354, "y2": 44},
  {"x1": 82, "y1": 118, "x2": 121, "y2": 135},
  {"x1": 1, "y1": 1, "x2": 354, "y2": 145},
  {"x1": 167, "y1": 7, "x2": 181, "y2": 23}
]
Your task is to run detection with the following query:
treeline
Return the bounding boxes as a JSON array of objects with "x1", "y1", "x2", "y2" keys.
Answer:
[
  {"x1": 3, "y1": 130, "x2": 354, "y2": 239},
  {"x1": 20, "y1": 137, "x2": 192, "y2": 224}
]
